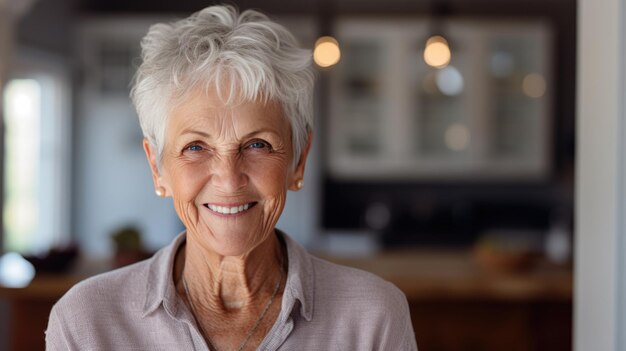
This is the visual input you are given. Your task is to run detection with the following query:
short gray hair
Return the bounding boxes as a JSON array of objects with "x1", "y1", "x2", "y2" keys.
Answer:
[{"x1": 131, "y1": 5, "x2": 315, "y2": 168}]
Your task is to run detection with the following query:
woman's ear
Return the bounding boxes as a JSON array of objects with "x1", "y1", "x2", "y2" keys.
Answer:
[
  {"x1": 143, "y1": 138, "x2": 168, "y2": 197},
  {"x1": 289, "y1": 131, "x2": 313, "y2": 191}
]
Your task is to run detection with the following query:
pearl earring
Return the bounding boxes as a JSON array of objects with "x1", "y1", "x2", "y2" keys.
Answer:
[
  {"x1": 295, "y1": 179, "x2": 304, "y2": 189},
  {"x1": 155, "y1": 187, "x2": 165, "y2": 197}
]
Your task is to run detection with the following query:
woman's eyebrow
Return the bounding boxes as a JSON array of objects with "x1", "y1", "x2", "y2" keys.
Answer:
[
  {"x1": 179, "y1": 129, "x2": 211, "y2": 139},
  {"x1": 240, "y1": 128, "x2": 281, "y2": 139},
  {"x1": 177, "y1": 128, "x2": 281, "y2": 141}
]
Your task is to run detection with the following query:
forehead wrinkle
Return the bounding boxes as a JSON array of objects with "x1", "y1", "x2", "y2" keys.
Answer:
[
  {"x1": 171, "y1": 87, "x2": 290, "y2": 147},
  {"x1": 210, "y1": 107, "x2": 235, "y2": 142}
]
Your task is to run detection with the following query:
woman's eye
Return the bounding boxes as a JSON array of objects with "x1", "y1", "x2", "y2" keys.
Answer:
[
  {"x1": 185, "y1": 144, "x2": 204, "y2": 152},
  {"x1": 247, "y1": 140, "x2": 271, "y2": 150}
]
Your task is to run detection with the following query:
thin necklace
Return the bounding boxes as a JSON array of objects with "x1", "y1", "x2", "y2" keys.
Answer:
[{"x1": 182, "y1": 269, "x2": 283, "y2": 351}]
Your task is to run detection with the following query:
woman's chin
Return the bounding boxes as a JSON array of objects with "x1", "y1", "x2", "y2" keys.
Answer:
[
  {"x1": 192, "y1": 229, "x2": 268, "y2": 257},
  {"x1": 189, "y1": 206, "x2": 276, "y2": 256}
]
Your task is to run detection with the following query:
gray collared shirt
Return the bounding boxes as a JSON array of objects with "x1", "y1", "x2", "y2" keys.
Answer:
[{"x1": 46, "y1": 232, "x2": 418, "y2": 350}]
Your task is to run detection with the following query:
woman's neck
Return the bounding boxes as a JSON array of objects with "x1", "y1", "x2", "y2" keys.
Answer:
[{"x1": 175, "y1": 231, "x2": 285, "y2": 312}]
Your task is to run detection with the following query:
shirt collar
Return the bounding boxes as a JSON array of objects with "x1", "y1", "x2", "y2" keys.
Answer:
[
  {"x1": 142, "y1": 231, "x2": 186, "y2": 318},
  {"x1": 141, "y1": 230, "x2": 315, "y2": 322},
  {"x1": 278, "y1": 229, "x2": 314, "y2": 321}
]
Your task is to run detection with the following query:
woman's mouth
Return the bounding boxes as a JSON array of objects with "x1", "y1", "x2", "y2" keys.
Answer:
[{"x1": 204, "y1": 202, "x2": 257, "y2": 215}]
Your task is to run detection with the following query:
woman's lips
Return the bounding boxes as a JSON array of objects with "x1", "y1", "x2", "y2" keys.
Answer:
[{"x1": 203, "y1": 202, "x2": 257, "y2": 215}]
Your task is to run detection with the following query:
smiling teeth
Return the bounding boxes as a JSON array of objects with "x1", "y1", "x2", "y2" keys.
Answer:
[{"x1": 208, "y1": 203, "x2": 250, "y2": 214}]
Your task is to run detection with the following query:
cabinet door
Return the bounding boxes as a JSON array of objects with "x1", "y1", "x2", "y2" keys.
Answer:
[{"x1": 410, "y1": 300, "x2": 571, "y2": 351}]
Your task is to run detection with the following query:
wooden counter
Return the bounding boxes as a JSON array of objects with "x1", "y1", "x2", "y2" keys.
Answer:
[{"x1": 320, "y1": 250, "x2": 572, "y2": 301}]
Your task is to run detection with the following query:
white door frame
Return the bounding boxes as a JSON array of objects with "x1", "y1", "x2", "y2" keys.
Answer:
[{"x1": 576, "y1": 0, "x2": 626, "y2": 349}]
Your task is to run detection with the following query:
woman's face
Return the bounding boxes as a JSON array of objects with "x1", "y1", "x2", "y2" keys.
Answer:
[{"x1": 144, "y1": 88, "x2": 310, "y2": 257}]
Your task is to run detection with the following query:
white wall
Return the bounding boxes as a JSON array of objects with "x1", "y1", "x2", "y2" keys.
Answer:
[
  {"x1": 74, "y1": 94, "x2": 184, "y2": 256},
  {"x1": 576, "y1": 0, "x2": 626, "y2": 349}
]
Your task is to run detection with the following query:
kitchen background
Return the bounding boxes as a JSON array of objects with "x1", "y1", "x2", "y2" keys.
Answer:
[{"x1": 0, "y1": 0, "x2": 579, "y2": 350}]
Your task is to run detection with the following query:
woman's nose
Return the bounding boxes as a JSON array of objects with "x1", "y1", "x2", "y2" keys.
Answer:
[{"x1": 210, "y1": 154, "x2": 248, "y2": 192}]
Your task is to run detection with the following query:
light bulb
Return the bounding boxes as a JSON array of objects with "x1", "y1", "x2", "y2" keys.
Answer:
[
  {"x1": 424, "y1": 35, "x2": 451, "y2": 69},
  {"x1": 314, "y1": 36, "x2": 341, "y2": 68}
]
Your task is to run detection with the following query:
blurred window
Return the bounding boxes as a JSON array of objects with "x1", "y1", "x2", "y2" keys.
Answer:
[{"x1": 2, "y1": 62, "x2": 70, "y2": 254}]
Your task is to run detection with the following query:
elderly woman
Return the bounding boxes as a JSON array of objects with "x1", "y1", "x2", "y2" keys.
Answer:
[{"x1": 46, "y1": 5, "x2": 416, "y2": 351}]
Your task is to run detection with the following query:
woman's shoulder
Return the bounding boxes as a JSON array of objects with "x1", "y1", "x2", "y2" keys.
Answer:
[
  {"x1": 309, "y1": 255, "x2": 408, "y2": 306},
  {"x1": 54, "y1": 234, "x2": 182, "y2": 314},
  {"x1": 54, "y1": 258, "x2": 151, "y2": 314},
  {"x1": 281, "y1": 231, "x2": 407, "y2": 307},
  {"x1": 303, "y1": 255, "x2": 417, "y2": 349}
]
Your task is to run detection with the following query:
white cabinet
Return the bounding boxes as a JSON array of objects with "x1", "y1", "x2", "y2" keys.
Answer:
[{"x1": 327, "y1": 19, "x2": 552, "y2": 181}]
